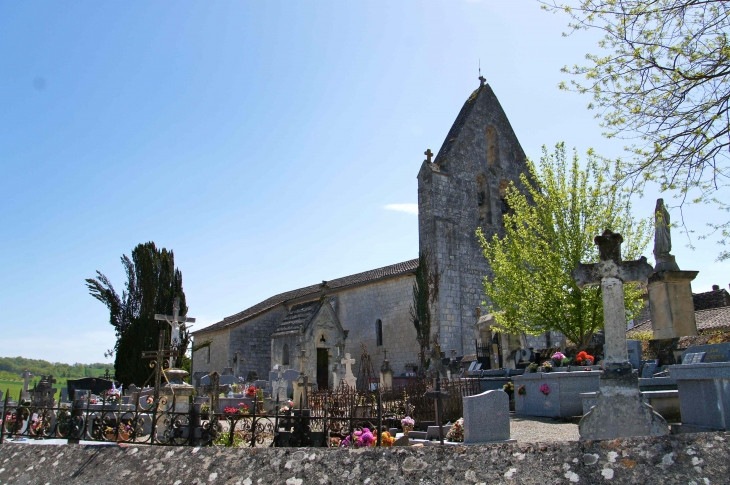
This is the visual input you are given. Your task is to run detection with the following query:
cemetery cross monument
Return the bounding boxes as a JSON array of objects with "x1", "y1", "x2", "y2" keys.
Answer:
[
  {"x1": 155, "y1": 297, "x2": 195, "y2": 349},
  {"x1": 572, "y1": 229, "x2": 669, "y2": 440}
]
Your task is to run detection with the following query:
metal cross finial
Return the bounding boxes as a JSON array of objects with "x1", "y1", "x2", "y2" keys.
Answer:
[
  {"x1": 424, "y1": 149, "x2": 433, "y2": 163},
  {"x1": 479, "y1": 75, "x2": 486, "y2": 86}
]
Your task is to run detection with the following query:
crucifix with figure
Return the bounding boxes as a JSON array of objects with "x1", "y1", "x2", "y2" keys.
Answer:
[
  {"x1": 572, "y1": 229, "x2": 668, "y2": 440},
  {"x1": 155, "y1": 297, "x2": 195, "y2": 349}
]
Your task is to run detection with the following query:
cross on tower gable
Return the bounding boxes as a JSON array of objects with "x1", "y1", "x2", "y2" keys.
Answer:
[{"x1": 424, "y1": 149, "x2": 433, "y2": 164}]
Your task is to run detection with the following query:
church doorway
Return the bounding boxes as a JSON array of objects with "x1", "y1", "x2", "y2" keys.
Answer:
[{"x1": 316, "y1": 349, "x2": 329, "y2": 390}]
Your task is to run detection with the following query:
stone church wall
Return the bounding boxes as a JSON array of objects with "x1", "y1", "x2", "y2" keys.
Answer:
[
  {"x1": 336, "y1": 274, "x2": 419, "y2": 377},
  {"x1": 191, "y1": 327, "x2": 230, "y2": 377},
  {"x1": 229, "y1": 305, "x2": 288, "y2": 379}
]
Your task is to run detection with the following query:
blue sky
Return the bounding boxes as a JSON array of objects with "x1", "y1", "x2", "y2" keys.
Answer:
[{"x1": 1, "y1": 1, "x2": 728, "y2": 364}]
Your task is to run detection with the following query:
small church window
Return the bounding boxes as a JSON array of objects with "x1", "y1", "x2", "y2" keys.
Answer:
[
  {"x1": 282, "y1": 344, "x2": 290, "y2": 366},
  {"x1": 486, "y1": 125, "x2": 499, "y2": 166},
  {"x1": 376, "y1": 319, "x2": 383, "y2": 347},
  {"x1": 476, "y1": 174, "x2": 492, "y2": 224},
  {"x1": 206, "y1": 347, "x2": 211, "y2": 364}
]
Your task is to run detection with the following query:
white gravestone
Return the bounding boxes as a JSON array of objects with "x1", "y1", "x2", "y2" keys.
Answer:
[
  {"x1": 463, "y1": 390, "x2": 513, "y2": 443},
  {"x1": 341, "y1": 353, "x2": 357, "y2": 389}
]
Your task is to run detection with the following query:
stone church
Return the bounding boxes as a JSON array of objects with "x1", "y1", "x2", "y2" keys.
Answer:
[{"x1": 191, "y1": 80, "x2": 530, "y2": 387}]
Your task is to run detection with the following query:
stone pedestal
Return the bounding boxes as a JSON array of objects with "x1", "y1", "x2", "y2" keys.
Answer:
[
  {"x1": 160, "y1": 368, "x2": 194, "y2": 413},
  {"x1": 380, "y1": 359, "x2": 394, "y2": 389},
  {"x1": 579, "y1": 365, "x2": 669, "y2": 440},
  {"x1": 648, "y1": 270, "x2": 699, "y2": 339}
]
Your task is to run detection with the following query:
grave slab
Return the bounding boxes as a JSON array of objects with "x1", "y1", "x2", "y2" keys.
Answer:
[
  {"x1": 514, "y1": 371, "x2": 600, "y2": 418},
  {"x1": 463, "y1": 390, "x2": 513, "y2": 443}
]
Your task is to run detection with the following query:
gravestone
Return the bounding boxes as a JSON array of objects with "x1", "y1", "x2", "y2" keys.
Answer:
[
  {"x1": 640, "y1": 360, "x2": 659, "y2": 378},
  {"x1": 463, "y1": 390, "x2": 512, "y2": 443},
  {"x1": 670, "y1": 362, "x2": 730, "y2": 432},
  {"x1": 627, "y1": 340, "x2": 642, "y2": 369},
  {"x1": 341, "y1": 353, "x2": 357, "y2": 389},
  {"x1": 60, "y1": 387, "x2": 69, "y2": 403},
  {"x1": 573, "y1": 230, "x2": 669, "y2": 440},
  {"x1": 20, "y1": 370, "x2": 33, "y2": 401},
  {"x1": 681, "y1": 343, "x2": 730, "y2": 364}
]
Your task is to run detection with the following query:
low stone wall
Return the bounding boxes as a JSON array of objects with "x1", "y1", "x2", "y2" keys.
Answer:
[{"x1": 1, "y1": 432, "x2": 728, "y2": 484}]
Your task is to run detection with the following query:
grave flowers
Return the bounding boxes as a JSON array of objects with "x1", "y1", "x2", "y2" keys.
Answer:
[
  {"x1": 527, "y1": 362, "x2": 539, "y2": 373},
  {"x1": 502, "y1": 381, "x2": 514, "y2": 397},
  {"x1": 575, "y1": 351, "x2": 594, "y2": 366},
  {"x1": 542, "y1": 361, "x2": 553, "y2": 372},
  {"x1": 223, "y1": 403, "x2": 250, "y2": 415},
  {"x1": 340, "y1": 428, "x2": 377, "y2": 447},
  {"x1": 517, "y1": 385, "x2": 526, "y2": 396},
  {"x1": 245, "y1": 386, "x2": 257, "y2": 398},
  {"x1": 445, "y1": 418, "x2": 464, "y2": 442},
  {"x1": 551, "y1": 351, "x2": 566, "y2": 367},
  {"x1": 539, "y1": 383, "x2": 551, "y2": 395},
  {"x1": 380, "y1": 431, "x2": 395, "y2": 446},
  {"x1": 401, "y1": 416, "x2": 415, "y2": 435}
]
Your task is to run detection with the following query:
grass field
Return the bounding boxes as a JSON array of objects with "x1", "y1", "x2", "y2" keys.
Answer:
[{"x1": 0, "y1": 380, "x2": 64, "y2": 402}]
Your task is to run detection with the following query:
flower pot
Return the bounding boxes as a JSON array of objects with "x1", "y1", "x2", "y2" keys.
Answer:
[{"x1": 402, "y1": 425, "x2": 413, "y2": 436}]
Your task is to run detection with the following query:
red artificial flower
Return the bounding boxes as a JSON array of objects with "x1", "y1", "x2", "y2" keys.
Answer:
[{"x1": 246, "y1": 386, "x2": 257, "y2": 397}]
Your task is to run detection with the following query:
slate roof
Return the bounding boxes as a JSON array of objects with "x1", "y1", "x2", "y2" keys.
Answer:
[
  {"x1": 272, "y1": 300, "x2": 322, "y2": 336},
  {"x1": 693, "y1": 287, "x2": 730, "y2": 311},
  {"x1": 627, "y1": 305, "x2": 730, "y2": 337},
  {"x1": 193, "y1": 259, "x2": 419, "y2": 335}
]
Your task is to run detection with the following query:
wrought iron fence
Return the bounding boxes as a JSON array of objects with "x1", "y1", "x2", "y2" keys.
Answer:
[{"x1": 1, "y1": 377, "x2": 482, "y2": 448}]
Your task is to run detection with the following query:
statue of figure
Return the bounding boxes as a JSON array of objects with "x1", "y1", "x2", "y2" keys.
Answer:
[
  {"x1": 654, "y1": 199, "x2": 671, "y2": 257},
  {"x1": 653, "y1": 198, "x2": 679, "y2": 271}
]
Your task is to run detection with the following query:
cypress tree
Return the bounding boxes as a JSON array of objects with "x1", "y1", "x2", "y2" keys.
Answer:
[{"x1": 86, "y1": 242, "x2": 190, "y2": 386}]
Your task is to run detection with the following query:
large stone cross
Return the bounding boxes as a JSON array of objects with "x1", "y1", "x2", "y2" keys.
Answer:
[
  {"x1": 572, "y1": 230, "x2": 653, "y2": 368},
  {"x1": 424, "y1": 375, "x2": 449, "y2": 445},
  {"x1": 155, "y1": 297, "x2": 196, "y2": 349},
  {"x1": 200, "y1": 371, "x2": 222, "y2": 414}
]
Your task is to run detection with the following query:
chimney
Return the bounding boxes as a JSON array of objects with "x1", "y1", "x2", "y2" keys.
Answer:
[{"x1": 712, "y1": 284, "x2": 720, "y2": 291}]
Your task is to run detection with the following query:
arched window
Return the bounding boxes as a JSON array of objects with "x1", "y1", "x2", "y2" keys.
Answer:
[
  {"x1": 376, "y1": 319, "x2": 383, "y2": 347},
  {"x1": 282, "y1": 344, "x2": 290, "y2": 366},
  {"x1": 498, "y1": 179, "x2": 511, "y2": 226},
  {"x1": 476, "y1": 174, "x2": 492, "y2": 224},
  {"x1": 486, "y1": 125, "x2": 499, "y2": 166}
]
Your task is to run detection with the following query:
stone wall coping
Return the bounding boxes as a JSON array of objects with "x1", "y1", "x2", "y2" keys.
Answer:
[
  {"x1": 1, "y1": 432, "x2": 729, "y2": 484},
  {"x1": 668, "y1": 361, "x2": 730, "y2": 379},
  {"x1": 514, "y1": 370, "x2": 602, "y2": 381}
]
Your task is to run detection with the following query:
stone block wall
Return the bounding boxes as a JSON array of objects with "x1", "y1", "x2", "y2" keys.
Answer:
[
  {"x1": 229, "y1": 305, "x2": 288, "y2": 379},
  {"x1": 191, "y1": 327, "x2": 230, "y2": 377},
  {"x1": 336, "y1": 274, "x2": 420, "y2": 377},
  {"x1": 2, "y1": 433, "x2": 728, "y2": 484}
]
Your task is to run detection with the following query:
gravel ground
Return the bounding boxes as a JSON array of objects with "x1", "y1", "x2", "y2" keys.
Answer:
[{"x1": 510, "y1": 415, "x2": 580, "y2": 443}]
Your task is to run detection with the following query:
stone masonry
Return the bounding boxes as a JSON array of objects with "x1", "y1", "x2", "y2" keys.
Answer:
[{"x1": 418, "y1": 82, "x2": 529, "y2": 355}]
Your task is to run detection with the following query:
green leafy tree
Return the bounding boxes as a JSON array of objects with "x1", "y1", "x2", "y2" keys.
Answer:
[
  {"x1": 477, "y1": 143, "x2": 651, "y2": 349},
  {"x1": 542, "y1": 0, "x2": 730, "y2": 259},
  {"x1": 86, "y1": 242, "x2": 190, "y2": 386}
]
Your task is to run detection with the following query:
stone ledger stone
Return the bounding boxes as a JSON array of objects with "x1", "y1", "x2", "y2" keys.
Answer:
[
  {"x1": 463, "y1": 390, "x2": 512, "y2": 443},
  {"x1": 648, "y1": 271, "x2": 699, "y2": 339}
]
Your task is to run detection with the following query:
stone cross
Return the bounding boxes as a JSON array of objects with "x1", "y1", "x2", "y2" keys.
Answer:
[
  {"x1": 424, "y1": 149, "x2": 433, "y2": 164},
  {"x1": 572, "y1": 230, "x2": 653, "y2": 369},
  {"x1": 479, "y1": 75, "x2": 486, "y2": 86},
  {"x1": 341, "y1": 353, "x2": 357, "y2": 388},
  {"x1": 155, "y1": 297, "x2": 196, "y2": 349},
  {"x1": 20, "y1": 370, "x2": 33, "y2": 401}
]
